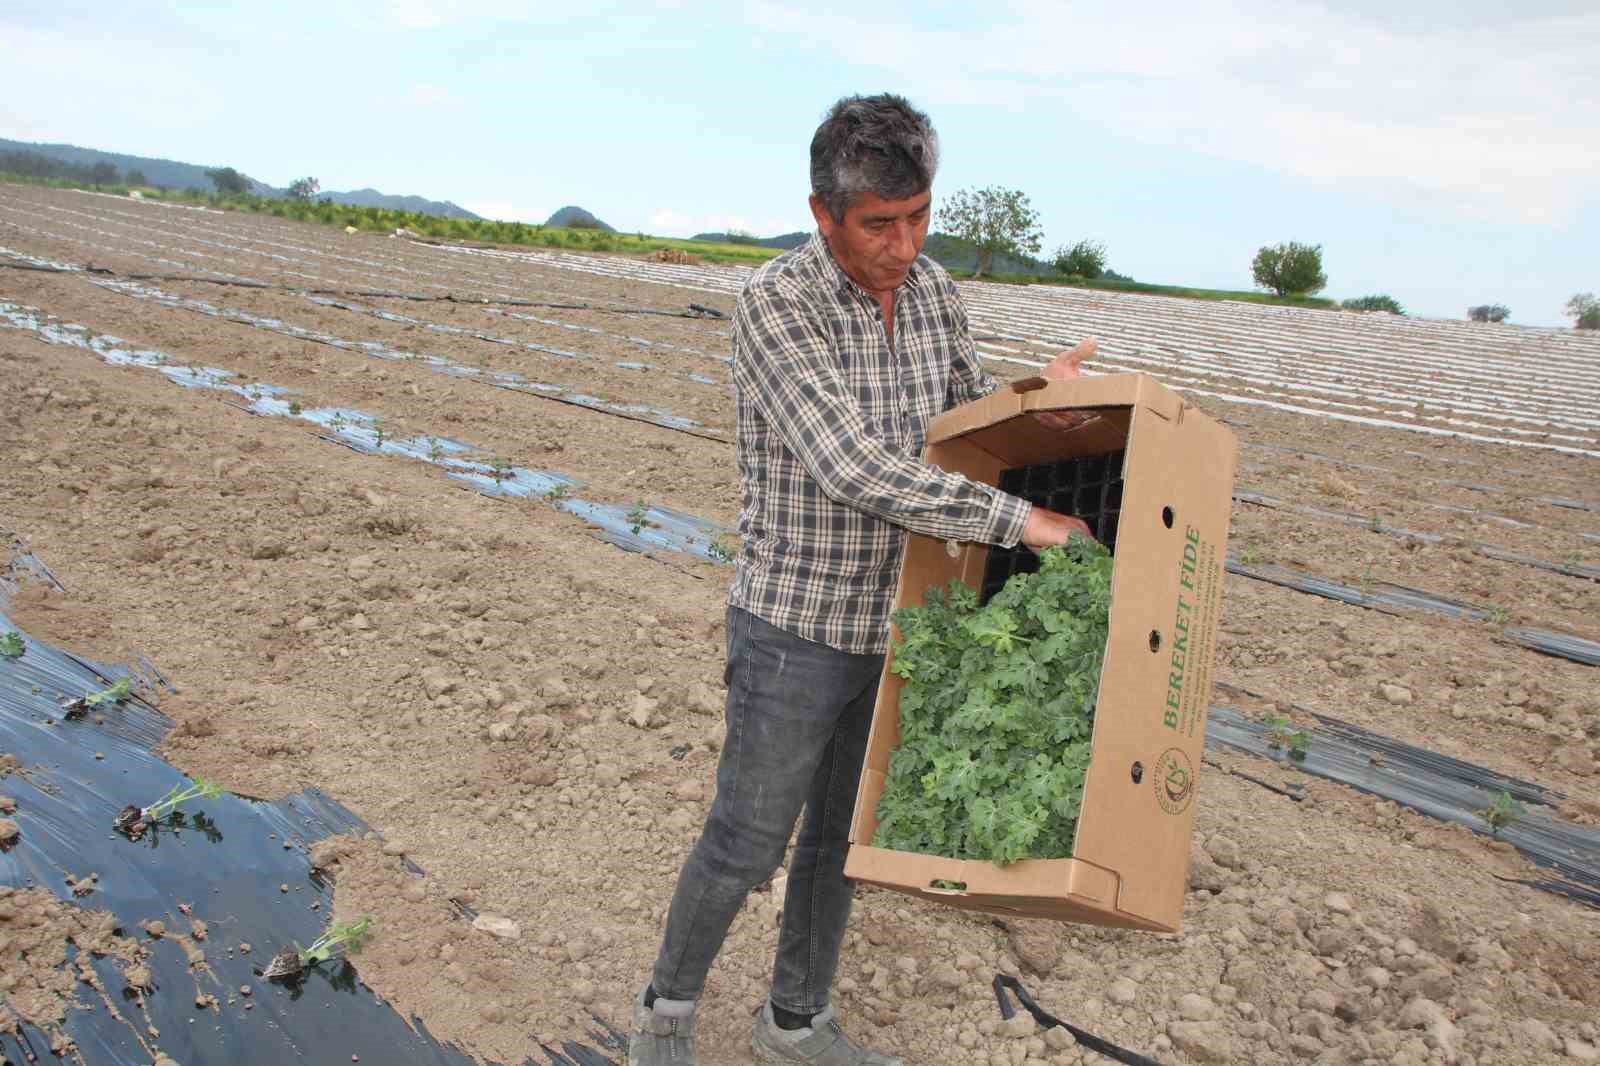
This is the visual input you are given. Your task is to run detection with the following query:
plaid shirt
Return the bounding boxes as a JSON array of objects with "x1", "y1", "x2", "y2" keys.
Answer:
[{"x1": 728, "y1": 233, "x2": 1033, "y2": 654}]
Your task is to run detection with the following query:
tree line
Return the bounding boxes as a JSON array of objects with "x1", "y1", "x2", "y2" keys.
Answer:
[{"x1": 936, "y1": 185, "x2": 1595, "y2": 328}]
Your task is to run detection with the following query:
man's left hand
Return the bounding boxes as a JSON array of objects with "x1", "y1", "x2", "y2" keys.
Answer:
[{"x1": 1034, "y1": 337, "x2": 1097, "y2": 431}]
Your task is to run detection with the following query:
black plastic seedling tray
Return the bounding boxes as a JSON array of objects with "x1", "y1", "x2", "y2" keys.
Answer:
[{"x1": 981, "y1": 450, "x2": 1125, "y2": 603}]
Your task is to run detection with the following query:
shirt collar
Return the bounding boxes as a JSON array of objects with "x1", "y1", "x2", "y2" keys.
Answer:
[{"x1": 808, "y1": 230, "x2": 926, "y2": 302}]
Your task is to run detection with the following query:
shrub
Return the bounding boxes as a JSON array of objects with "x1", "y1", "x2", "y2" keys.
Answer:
[
  {"x1": 1052, "y1": 240, "x2": 1107, "y2": 279},
  {"x1": 1467, "y1": 304, "x2": 1510, "y2": 323},
  {"x1": 1342, "y1": 294, "x2": 1405, "y2": 314},
  {"x1": 1566, "y1": 293, "x2": 1599, "y2": 330}
]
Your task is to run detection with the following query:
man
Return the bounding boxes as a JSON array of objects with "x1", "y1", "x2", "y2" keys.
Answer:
[{"x1": 630, "y1": 93, "x2": 1095, "y2": 1066}]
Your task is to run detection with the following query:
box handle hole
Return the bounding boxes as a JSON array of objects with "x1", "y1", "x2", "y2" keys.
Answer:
[
  {"x1": 1131, "y1": 761, "x2": 1144, "y2": 784},
  {"x1": 1149, "y1": 630, "x2": 1161, "y2": 652},
  {"x1": 928, "y1": 879, "x2": 968, "y2": 894},
  {"x1": 1162, "y1": 506, "x2": 1175, "y2": 529}
]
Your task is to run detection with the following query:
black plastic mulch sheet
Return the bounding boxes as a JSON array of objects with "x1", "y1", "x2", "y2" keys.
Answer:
[
  {"x1": 1225, "y1": 557, "x2": 1600, "y2": 668},
  {"x1": 0, "y1": 610, "x2": 621, "y2": 1065},
  {"x1": 1205, "y1": 697, "x2": 1600, "y2": 906}
]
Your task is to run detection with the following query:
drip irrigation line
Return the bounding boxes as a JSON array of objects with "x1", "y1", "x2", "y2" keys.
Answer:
[
  {"x1": 1202, "y1": 756, "x2": 1306, "y2": 801},
  {"x1": 0, "y1": 256, "x2": 728, "y2": 319},
  {"x1": 993, "y1": 976, "x2": 1163, "y2": 1066}
]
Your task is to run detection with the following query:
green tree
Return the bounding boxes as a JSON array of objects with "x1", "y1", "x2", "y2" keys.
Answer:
[
  {"x1": 1052, "y1": 239, "x2": 1107, "y2": 279},
  {"x1": 126, "y1": 168, "x2": 148, "y2": 186},
  {"x1": 287, "y1": 176, "x2": 320, "y2": 200},
  {"x1": 205, "y1": 167, "x2": 248, "y2": 195},
  {"x1": 1251, "y1": 242, "x2": 1327, "y2": 297},
  {"x1": 1566, "y1": 293, "x2": 1600, "y2": 330},
  {"x1": 938, "y1": 186, "x2": 1043, "y2": 279},
  {"x1": 1467, "y1": 304, "x2": 1510, "y2": 323},
  {"x1": 89, "y1": 161, "x2": 118, "y2": 185},
  {"x1": 1341, "y1": 294, "x2": 1405, "y2": 314}
]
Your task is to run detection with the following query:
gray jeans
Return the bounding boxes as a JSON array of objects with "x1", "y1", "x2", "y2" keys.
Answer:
[{"x1": 651, "y1": 606, "x2": 885, "y2": 1013}]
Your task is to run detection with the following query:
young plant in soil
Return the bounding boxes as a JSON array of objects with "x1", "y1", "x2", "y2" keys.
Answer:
[
  {"x1": 628, "y1": 498, "x2": 652, "y2": 535},
  {"x1": 1263, "y1": 713, "x2": 1311, "y2": 760},
  {"x1": 0, "y1": 631, "x2": 23, "y2": 659},
  {"x1": 288, "y1": 400, "x2": 303, "y2": 416},
  {"x1": 260, "y1": 918, "x2": 372, "y2": 982},
  {"x1": 427, "y1": 437, "x2": 445, "y2": 462},
  {"x1": 543, "y1": 483, "x2": 571, "y2": 503},
  {"x1": 490, "y1": 456, "x2": 512, "y2": 481},
  {"x1": 705, "y1": 534, "x2": 737, "y2": 563},
  {"x1": 115, "y1": 776, "x2": 223, "y2": 839},
  {"x1": 62, "y1": 677, "x2": 131, "y2": 718},
  {"x1": 873, "y1": 540, "x2": 1113, "y2": 864},
  {"x1": 1478, "y1": 790, "x2": 1524, "y2": 836}
]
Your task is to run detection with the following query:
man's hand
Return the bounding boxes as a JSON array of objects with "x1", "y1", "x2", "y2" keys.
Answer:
[
  {"x1": 1034, "y1": 337, "x2": 1097, "y2": 431},
  {"x1": 1021, "y1": 505, "x2": 1094, "y2": 550}
]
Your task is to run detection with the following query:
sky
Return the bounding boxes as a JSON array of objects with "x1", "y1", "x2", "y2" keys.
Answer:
[{"x1": 5, "y1": 0, "x2": 1597, "y2": 326}]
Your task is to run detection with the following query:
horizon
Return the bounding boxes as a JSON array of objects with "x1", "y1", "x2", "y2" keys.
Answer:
[{"x1": 5, "y1": 1, "x2": 1596, "y2": 327}]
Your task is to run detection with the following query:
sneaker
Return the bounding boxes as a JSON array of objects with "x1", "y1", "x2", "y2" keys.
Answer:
[
  {"x1": 751, "y1": 1001, "x2": 902, "y2": 1065},
  {"x1": 628, "y1": 985, "x2": 697, "y2": 1065}
]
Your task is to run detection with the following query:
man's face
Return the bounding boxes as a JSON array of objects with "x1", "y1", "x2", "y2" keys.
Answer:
[{"x1": 810, "y1": 189, "x2": 931, "y2": 298}]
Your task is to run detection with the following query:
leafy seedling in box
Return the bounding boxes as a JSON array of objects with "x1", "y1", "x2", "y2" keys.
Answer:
[
  {"x1": 115, "y1": 775, "x2": 223, "y2": 840},
  {"x1": 61, "y1": 676, "x2": 131, "y2": 719},
  {"x1": 873, "y1": 540, "x2": 1112, "y2": 865},
  {"x1": 0, "y1": 631, "x2": 23, "y2": 659},
  {"x1": 260, "y1": 918, "x2": 372, "y2": 982},
  {"x1": 1478, "y1": 790, "x2": 1524, "y2": 836}
]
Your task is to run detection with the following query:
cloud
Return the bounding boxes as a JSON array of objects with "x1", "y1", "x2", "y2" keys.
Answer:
[
  {"x1": 748, "y1": 0, "x2": 1600, "y2": 225},
  {"x1": 383, "y1": 0, "x2": 538, "y2": 29},
  {"x1": 403, "y1": 82, "x2": 460, "y2": 108}
]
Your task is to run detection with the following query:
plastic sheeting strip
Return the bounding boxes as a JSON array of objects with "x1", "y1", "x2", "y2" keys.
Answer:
[
  {"x1": 0, "y1": 605, "x2": 617, "y2": 1064},
  {"x1": 0, "y1": 299, "x2": 731, "y2": 565},
  {"x1": 1234, "y1": 488, "x2": 1600, "y2": 583},
  {"x1": 1205, "y1": 704, "x2": 1600, "y2": 902},
  {"x1": 1224, "y1": 557, "x2": 1600, "y2": 667}
]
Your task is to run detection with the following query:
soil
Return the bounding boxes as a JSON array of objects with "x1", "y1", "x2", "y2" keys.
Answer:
[{"x1": 1, "y1": 184, "x2": 1598, "y2": 1065}]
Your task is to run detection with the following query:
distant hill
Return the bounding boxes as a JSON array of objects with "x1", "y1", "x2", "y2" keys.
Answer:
[
  {"x1": 692, "y1": 230, "x2": 809, "y2": 250},
  {"x1": 0, "y1": 137, "x2": 479, "y2": 219},
  {"x1": 326, "y1": 188, "x2": 478, "y2": 219},
  {"x1": 546, "y1": 205, "x2": 612, "y2": 231}
]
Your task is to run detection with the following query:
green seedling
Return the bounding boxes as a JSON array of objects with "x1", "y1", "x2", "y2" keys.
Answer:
[
  {"x1": 628, "y1": 498, "x2": 650, "y2": 535},
  {"x1": 1239, "y1": 546, "x2": 1258, "y2": 567},
  {"x1": 261, "y1": 917, "x2": 372, "y2": 981},
  {"x1": 1485, "y1": 604, "x2": 1510, "y2": 626},
  {"x1": 706, "y1": 535, "x2": 738, "y2": 563},
  {"x1": 114, "y1": 775, "x2": 223, "y2": 838},
  {"x1": 1478, "y1": 790, "x2": 1524, "y2": 836},
  {"x1": 63, "y1": 677, "x2": 131, "y2": 718},
  {"x1": 0, "y1": 631, "x2": 23, "y2": 659},
  {"x1": 427, "y1": 437, "x2": 445, "y2": 462},
  {"x1": 372, "y1": 420, "x2": 388, "y2": 448},
  {"x1": 543, "y1": 483, "x2": 571, "y2": 502},
  {"x1": 1368, "y1": 513, "x2": 1385, "y2": 532},
  {"x1": 288, "y1": 400, "x2": 303, "y2": 416},
  {"x1": 1288, "y1": 731, "x2": 1311, "y2": 762},
  {"x1": 490, "y1": 456, "x2": 513, "y2": 481}
]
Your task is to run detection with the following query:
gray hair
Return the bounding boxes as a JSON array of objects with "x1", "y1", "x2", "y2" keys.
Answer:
[{"x1": 810, "y1": 94, "x2": 939, "y2": 222}]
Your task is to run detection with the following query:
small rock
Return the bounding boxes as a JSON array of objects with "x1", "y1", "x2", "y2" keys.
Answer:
[
  {"x1": 1568, "y1": 1039, "x2": 1600, "y2": 1063},
  {"x1": 1043, "y1": 1026, "x2": 1075, "y2": 1051},
  {"x1": 1323, "y1": 892, "x2": 1353, "y2": 915},
  {"x1": 1206, "y1": 835, "x2": 1244, "y2": 870},
  {"x1": 1379, "y1": 683, "x2": 1414, "y2": 706},
  {"x1": 1398, "y1": 996, "x2": 1446, "y2": 1030},
  {"x1": 672, "y1": 780, "x2": 706, "y2": 803},
  {"x1": 420, "y1": 667, "x2": 459, "y2": 700},
  {"x1": 472, "y1": 914, "x2": 521, "y2": 940},
  {"x1": 1557, "y1": 747, "x2": 1597, "y2": 777},
  {"x1": 999, "y1": 1013, "x2": 1036, "y2": 1039},
  {"x1": 0, "y1": 818, "x2": 17, "y2": 844},
  {"x1": 1004, "y1": 919, "x2": 1062, "y2": 977},
  {"x1": 1514, "y1": 1019, "x2": 1560, "y2": 1052},
  {"x1": 1167, "y1": 1021, "x2": 1232, "y2": 1063},
  {"x1": 1177, "y1": 993, "x2": 1215, "y2": 1021},
  {"x1": 664, "y1": 807, "x2": 698, "y2": 832},
  {"x1": 1107, "y1": 978, "x2": 1138, "y2": 1005},
  {"x1": 1361, "y1": 966, "x2": 1392, "y2": 989}
]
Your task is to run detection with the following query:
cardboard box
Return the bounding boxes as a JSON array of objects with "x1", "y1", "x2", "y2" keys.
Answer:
[{"x1": 844, "y1": 372, "x2": 1237, "y2": 933}]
